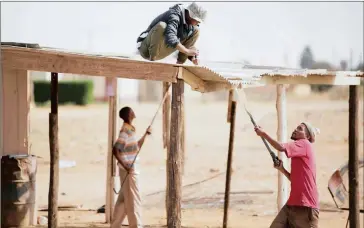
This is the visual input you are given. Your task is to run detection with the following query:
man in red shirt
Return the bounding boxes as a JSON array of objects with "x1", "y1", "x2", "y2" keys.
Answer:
[{"x1": 254, "y1": 122, "x2": 320, "y2": 228}]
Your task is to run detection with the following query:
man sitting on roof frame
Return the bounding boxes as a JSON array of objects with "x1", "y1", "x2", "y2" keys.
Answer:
[{"x1": 136, "y1": 2, "x2": 207, "y2": 65}]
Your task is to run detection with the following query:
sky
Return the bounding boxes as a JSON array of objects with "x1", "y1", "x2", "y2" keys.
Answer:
[{"x1": 1, "y1": 1, "x2": 363, "y2": 69}]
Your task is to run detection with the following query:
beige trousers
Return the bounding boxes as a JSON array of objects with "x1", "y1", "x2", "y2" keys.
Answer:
[
  {"x1": 270, "y1": 205, "x2": 319, "y2": 228},
  {"x1": 111, "y1": 169, "x2": 142, "y2": 228},
  {"x1": 138, "y1": 21, "x2": 200, "y2": 63}
]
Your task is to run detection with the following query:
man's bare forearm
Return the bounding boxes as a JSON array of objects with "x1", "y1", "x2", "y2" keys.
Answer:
[
  {"x1": 262, "y1": 133, "x2": 286, "y2": 152},
  {"x1": 138, "y1": 134, "x2": 147, "y2": 148},
  {"x1": 176, "y1": 43, "x2": 189, "y2": 55},
  {"x1": 280, "y1": 168, "x2": 291, "y2": 181}
]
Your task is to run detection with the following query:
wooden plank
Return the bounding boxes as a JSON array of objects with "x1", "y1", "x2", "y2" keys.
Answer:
[
  {"x1": 48, "y1": 72, "x2": 59, "y2": 228},
  {"x1": 261, "y1": 75, "x2": 361, "y2": 85},
  {"x1": 105, "y1": 78, "x2": 118, "y2": 223},
  {"x1": 348, "y1": 85, "x2": 360, "y2": 228},
  {"x1": 167, "y1": 79, "x2": 183, "y2": 228},
  {"x1": 178, "y1": 68, "x2": 205, "y2": 91},
  {"x1": 2, "y1": 68, "x2": 30, "y2": 155},
  {"x1": 204, "y1": 81, "x2": 241, "y2": 93},
  {"x1": 1, "y1": 46, "x2": 178, "y2": 82},
  {"x1": 223, "y1": 101, "x2": 237, "y2": 228},
  {"x1": 276, "y1": 84, "x2": 288, "y2": 210}
]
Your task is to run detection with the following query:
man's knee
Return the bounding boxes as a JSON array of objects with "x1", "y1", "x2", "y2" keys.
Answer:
[{"x1": 153, "y1": 21, "x2": 167, "y2": 33}]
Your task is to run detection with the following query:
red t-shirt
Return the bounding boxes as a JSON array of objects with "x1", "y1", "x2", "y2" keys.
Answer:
[{"x1": 283, "y1": 139, "x2": 319, "y2": 209}]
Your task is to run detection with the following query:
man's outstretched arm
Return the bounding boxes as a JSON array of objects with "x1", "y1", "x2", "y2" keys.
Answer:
[{"x1": 254, "y1": 126, "x2": 286, "y2": 152}]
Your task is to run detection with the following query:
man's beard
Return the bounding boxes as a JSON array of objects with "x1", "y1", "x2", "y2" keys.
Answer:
[{"x1": 290, "y1": 133, "x2": 296, "y2": 140}]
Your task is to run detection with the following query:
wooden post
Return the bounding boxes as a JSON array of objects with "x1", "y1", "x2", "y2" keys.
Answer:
[
  {"x1": 0, "y1": 54, "x2": 3, "y2": 158},
  {"x1": 0, "y1": 47, "x2": 3, "y2": 226},
  {"x1": 163, "y1": 82, "x2": 171, "y2": 214},
  {"x1": 48, "y1": 72, "x2": 59, "y2": 228},
  {"x1": 227, "y1": 90, "x2": 233, "y2": 123},
  {"x1": 163, "y1": 82, "x2": 171, "y2": 149},
  {"x1": 181, "y1": 83, "x2": 185, "y2": 176},
  {"x1": 167, "y1": 79, "x2": 184, "y2": 228},
  {"x1": 105, "y1": 77, "x2": 119, "y2": 223},
  {"x1": 348, "y1": 85, "x2": 360, "y2": 228},
  {"x1": 276, "y1": 84, "x2": 288, "y2": 210},
  {"x1": 2, "y1": 68, "x2": 30, "y2": 155},
  {"x1": 1, "y1": 68, "x2": 32, "y2": 224},
  {"x1": 223, "y1": 100, "x2": 237, "y2": 228}
]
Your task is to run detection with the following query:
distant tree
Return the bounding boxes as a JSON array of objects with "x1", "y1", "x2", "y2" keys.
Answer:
[
  {"x1": 356, "y1": 62, "x2": 363, "y2": 71},
  {"x1": 300, "y1": 46, "x2": 315, "y2": 69},
  {"x1": 340, "y1": 60, "x2": 348, "y2": 71}
]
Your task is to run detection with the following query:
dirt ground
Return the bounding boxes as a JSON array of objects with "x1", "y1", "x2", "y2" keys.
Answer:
[{"x1": 29, "y1": 85, "x2": 363, "y2": 228}]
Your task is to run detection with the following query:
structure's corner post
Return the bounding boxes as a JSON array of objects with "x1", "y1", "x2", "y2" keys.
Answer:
[
  {"x1": 48, "y1": 72, "x2": 59, "y2": 228},
  {"x1": 276, "y1": 84, "x2": 288, "y2": 211},
  {"x1": 348, "y1": 85, "x2": 360, "y2": 228},
  {"x1": 223, "y1": 99, "x2": 237, "y2": 228},
  {"x1": 105, "y1": 77, "x2": 119, "y2": 223},
  {"x1": 167, "y1": 78, "x2": 183, "y2": 228},
  {"x1": 1, "y1": 67, "x2": 33, "y2": 224},
  {"x1": 1, "y1": 68, "x2": 30, "y2": 155}
]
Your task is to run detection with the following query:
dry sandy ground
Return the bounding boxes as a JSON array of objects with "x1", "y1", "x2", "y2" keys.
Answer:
[{"x1": 29, "y1": 87, "x2": 363, "y2": 228}]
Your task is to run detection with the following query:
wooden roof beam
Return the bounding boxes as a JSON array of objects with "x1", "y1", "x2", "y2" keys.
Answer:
[
  {"x1": 1, "y1": 46, "x2": 178, "y2": 82},
  {"x1": 178, "y1": 67, "x2": 206, "y2": 92}
]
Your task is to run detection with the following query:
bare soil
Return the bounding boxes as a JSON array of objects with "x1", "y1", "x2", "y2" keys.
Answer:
[{"x1": 30, "y1": 86, "x2": 364, "y2": 228}]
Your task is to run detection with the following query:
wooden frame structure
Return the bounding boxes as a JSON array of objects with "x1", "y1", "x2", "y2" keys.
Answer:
[{"x1": 1, "y1": 44, "x2": 363, "y2": 228}]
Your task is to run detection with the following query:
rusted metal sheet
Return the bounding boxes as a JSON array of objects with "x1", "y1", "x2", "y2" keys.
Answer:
[{"x1": 1, "y1": 155, "x2": 37, "y2": 227}]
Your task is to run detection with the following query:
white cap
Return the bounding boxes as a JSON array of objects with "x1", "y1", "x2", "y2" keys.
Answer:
[{"x1": 186, "y1": 2, "x2": 207, "y2": 23}]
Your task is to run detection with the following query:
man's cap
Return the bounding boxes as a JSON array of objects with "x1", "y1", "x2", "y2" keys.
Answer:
[
  {"x1": 301, "y1": 122, "x2": 320, "y2": 143},
  {"x1": 186, "y1": 2, "x2": 207, "y2": 23}
]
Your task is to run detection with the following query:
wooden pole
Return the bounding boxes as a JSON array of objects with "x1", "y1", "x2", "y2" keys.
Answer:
[
  {"x1": 348, "y1": 85, "x2": 360, "y2": 228},
  {"x1": 276, "y1": 84, "x2": 288, "y2": 210},
  {"x1": 0, "y1": 43, "x2": 3, "y2": 225},
  {"x1": 0, "y1": 47, "x2": 3, "y2": 158},
  {"x1": 223, "y1": 100, "x2": 237, "y2": 228},
  {"x1": 163, "y1": 82, "x2": 171, "y2": 149},
  {"x1": 163, "y1": 82, "x2": 171, "y2": 213},
  {"x1": 105, "y1": 78, "x2": 118, "y2": 223},
  {"x1": 167, "y1": 79, "x2": 183, "y2": 228},
  {"x1": 48, "y1": 72, "x2": 59, "y2": 228},
  {"x1": 181, "y1": 84, "x2": 185, "y2": 176},
  {"x1": 227, "y1": 90, "x2": 233, "y2": 123}
]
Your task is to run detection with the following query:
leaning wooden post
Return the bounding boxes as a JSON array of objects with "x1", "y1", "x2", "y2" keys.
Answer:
[
  {"x1": 348, "y1": 85, "x2": 360, "y2": 228},
  {"x1": 167, "y1": 78, "x2": 184, "y2": 228},
  {"x1": 223, "y1": 99, "x2": 237, "y2": 228},
  {"x1": 48, "y1": 72, "x2": 59, "y2": 228},
  {"x1": 105, "y1": 77, "x2": 119, "y2": 223},
  {"x1": 276, "y1": 84, "x2": 288, "y2": 210}
]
